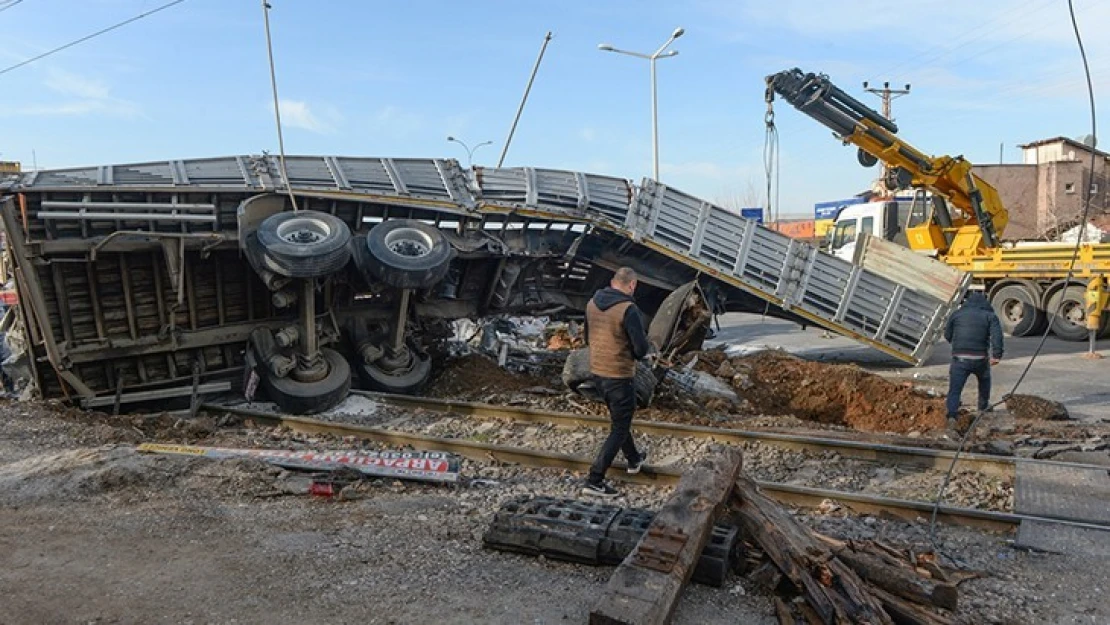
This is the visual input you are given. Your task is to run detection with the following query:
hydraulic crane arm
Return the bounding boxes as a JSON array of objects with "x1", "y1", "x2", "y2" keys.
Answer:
[{"x1": 765, "y1": 68, "x2": 1009, "y2": 256}]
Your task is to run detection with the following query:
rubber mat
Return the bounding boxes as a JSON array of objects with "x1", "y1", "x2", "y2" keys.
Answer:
[
  {"x1": 1014, "y1": 463, "x2": 1110, "y2": 524},
  {"x1": 1015, "y1": 520, "x2": 1110, "y2": 557}
]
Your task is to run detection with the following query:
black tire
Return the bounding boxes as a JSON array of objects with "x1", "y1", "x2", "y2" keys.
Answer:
[
  {"x1": 257, "y1": 211, "x2": 352, "y2": 278},
  {"x1": 262, "y1": 348, "x2": 351, "y2": 414},
  {"x1": 359, "y1": 349, "x2": 432, "y2": 394},
  {"x1": 364, "y1": 220, "x2": 454, "y2": 289},
  {"x1": 991, "y1": 283, "x2": 1045, "y2": 337},
  {"x1": 1046, "y1": 286, "x2": 1091, "y2": 341},
  {"x1": 561, "y1": 348, "x2": 656, "y2": 408}
]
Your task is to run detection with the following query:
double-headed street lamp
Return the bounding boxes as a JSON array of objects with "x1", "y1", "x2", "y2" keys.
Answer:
[
  {"x1": 598, "y1": 27, "x2": 684, "y2": 181},
  {"x1": 446, "y1": 136, "x2": 493, "y2": 168}
]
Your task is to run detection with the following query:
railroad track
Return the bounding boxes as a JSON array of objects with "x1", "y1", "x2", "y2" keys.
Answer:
[
  {"x1": 353, "y1": 391, "x2": 1108, "y2": 479},
  {"x1": 200, "y1": 401, "x2": 1110, "y2": 534}
]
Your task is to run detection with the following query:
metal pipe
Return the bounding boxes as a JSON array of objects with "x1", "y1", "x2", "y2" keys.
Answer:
[
  {"x1": 300, "y1": 279, "x2": 317, "y2": 358},
  {"x1": 497, "y1": 31, "x2": 553, "y2": 168},
  {"x1": 392, "y1": 289, "x2": 411, "y2": 352}
]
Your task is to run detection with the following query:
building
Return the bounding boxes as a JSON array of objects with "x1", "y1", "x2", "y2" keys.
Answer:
[{"x1": 974, "y1": 136, "x2": 1110, "y2": 239}]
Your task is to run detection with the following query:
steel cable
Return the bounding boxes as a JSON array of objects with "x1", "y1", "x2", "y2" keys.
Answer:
[{"x1": 928, "y1": 0, "x2": 1100, "y2": 549}]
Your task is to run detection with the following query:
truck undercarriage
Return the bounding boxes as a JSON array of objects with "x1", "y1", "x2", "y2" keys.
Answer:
[{"x1": 0, "y1": 155, "x2": 967, "y2": 413}]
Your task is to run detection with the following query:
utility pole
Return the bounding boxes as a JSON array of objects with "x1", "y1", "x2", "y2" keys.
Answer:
[{"x1": 863, "y1": 80, "x2": 910, "y2": 193}]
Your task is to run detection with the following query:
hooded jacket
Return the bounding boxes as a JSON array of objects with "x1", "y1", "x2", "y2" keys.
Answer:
[
  {"x1": 584, "y1": 287, "x2": 651, "y2": 378},
  {"x1": 944, "y1": 292, "x2": 1004, "y2": 359}
]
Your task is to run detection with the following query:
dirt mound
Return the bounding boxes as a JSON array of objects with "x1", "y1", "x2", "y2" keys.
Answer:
[
  {"x1": 1006, "y1": 394, "x2": 1070, "y2": 420},
  {"x1": 695, "y1": 350, "x2": 947, "y2": 434},
  {"x1": 0, "y1": 445, "x2": 281, "y2": 505},
  {"x1": 427, "y1": 354, "x2": 560, "y2": 401}
]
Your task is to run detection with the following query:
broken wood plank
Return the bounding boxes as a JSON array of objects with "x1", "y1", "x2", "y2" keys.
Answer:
[
  {"x1": 834, "y1": 546, "x2": 958, "y2": 611},
  {"x1": 732, "y1": 476, "x2": 893, "y2": 624},
  {"x1": 868, "y1": 585, "x2": 956, "y2": 625},
  {"x1": 589, "y1": 446, "x2": 743, "y2": 625}
]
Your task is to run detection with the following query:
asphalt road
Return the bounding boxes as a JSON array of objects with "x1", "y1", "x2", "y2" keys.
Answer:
[{"x1": 710, "y1": 313, "x2": 1110, "y2": 423}]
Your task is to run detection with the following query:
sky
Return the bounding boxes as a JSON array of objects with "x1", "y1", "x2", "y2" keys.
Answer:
[{"x1": 0, "y1": 0, "x2": 1106, "y2": 218}]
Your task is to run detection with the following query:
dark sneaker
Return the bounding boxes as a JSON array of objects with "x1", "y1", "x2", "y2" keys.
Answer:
[
  {"x1": 581, "y1": 480, "x2": 620, "y2": 498},
  {"x1": 627, "y1": 450, "x2": 649, "y2": 474}
]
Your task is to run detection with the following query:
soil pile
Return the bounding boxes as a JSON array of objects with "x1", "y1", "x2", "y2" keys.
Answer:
[
  {"x1": 692, "y1": 350, "x2": 948, "y2": 434},
  {"x1": 1006, "y1": 394, "x2": 1070, "y2": 420}
]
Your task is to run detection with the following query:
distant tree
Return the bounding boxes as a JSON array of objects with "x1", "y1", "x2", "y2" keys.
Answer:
[{"x1": 714, "y1": 175, "x2": 763, "y2": 215}]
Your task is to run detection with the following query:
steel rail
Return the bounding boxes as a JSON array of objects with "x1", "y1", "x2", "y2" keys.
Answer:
[
  {"x1": 200, "y1": 402, "x2": 1110, "y2": 533},
  {"x1": 352, "y1": 391, "x2": 1108, "y2": 479}
]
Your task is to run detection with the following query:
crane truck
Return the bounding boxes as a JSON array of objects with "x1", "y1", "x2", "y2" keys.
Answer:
[{"x1": 765, "y1": 68, "x2": 1110, "y2": 343}]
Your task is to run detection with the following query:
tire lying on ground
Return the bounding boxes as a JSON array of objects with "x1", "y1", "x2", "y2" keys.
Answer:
[
  {"x1": 363, "y1": 219, "x2": 454, "y2": 290},
  {"x1": 358, "y1": 346, "x2": 433, "y2": 394},
  {"x1": 262, "y1": 348, "x2": 351, "y2": 414},
  {"x1": 256, "y1": 210, "x2": 352, "y2": 278},
  {"x1": 561, "y1": 348, "x2": 657, "y2": 408}
]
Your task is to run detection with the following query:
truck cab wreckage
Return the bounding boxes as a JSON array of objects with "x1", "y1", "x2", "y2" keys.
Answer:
[{"x1": 0, "y1": 155, "x2": 969, "y2": 414}]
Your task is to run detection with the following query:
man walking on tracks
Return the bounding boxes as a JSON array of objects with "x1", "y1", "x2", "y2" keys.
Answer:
[
  {"x1": 944, "y1": 291, "x2": 1004, "y2": 430},
  {"x1": 582, "y1": 267, "x2": 653, "y2": 498}
]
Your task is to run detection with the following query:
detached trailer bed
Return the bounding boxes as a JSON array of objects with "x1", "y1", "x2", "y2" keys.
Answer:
[{"x1": 0, "y1": 155, "x2": 969, "y2": 413}]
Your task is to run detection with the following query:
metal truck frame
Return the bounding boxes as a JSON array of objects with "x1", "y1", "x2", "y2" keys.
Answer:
[{"x1": 0, "y1": 155, "x2": 969, "y2": 413}]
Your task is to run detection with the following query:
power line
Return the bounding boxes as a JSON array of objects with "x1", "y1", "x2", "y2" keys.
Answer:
[
  {"x1": 0, "y1": 0, "x2": 25, "y2": 15},
  {"x1": 928, "y1": 0, "x2": 1101, "y2": 549},
  {"x1": 879, "y1": 0, "x2": 1056, "y2": 82},
  {"x1": 0, "y1": 0, "x2": 185, "y2": 77}
]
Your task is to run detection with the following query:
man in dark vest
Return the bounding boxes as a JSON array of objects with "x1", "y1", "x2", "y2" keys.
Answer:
[
  {"x1": 944, "y1": 291, "x2": 1004, "y2": 430},
  {"x1": 582, "y1": 267, "x2": 653, "y2": 497}
]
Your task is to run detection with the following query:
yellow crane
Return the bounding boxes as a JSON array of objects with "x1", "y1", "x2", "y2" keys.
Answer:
[{"x1": 766, "y1": 68, "x2": 1109, "y2": 344}]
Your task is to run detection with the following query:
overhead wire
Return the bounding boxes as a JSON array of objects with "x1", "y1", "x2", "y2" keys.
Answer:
[
  {"x1": 927, "y1": 0, "x2": 1100, "y2": 548},
  {"x1": 0, "y1": 0, "x2": 25, "y2": 15},
  {"x1": 260, "y1": 0, "x2": 299, "y2": 212},
  {"x1": 0, "y1": 0, "x2": 185, "y2": 77}
]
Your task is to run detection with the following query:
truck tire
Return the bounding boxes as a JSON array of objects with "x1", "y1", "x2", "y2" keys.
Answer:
[
  {"x1": 991, "y1": 283, "x2": 1045, "y2": 337},
  {"x1": 262, "y1": 348, "x2": 351, "y2": 414},
  {"x1": 1046, "y1": 286, "x2": 1091, "y2": 342},
  {"x1": 364, "y1": 220, "x2": 454, "y2": 290},
  {"x1": 359, "y1": 349, "x2": 432, "y2": 394},
  {"x1": 562, "y1": 348, "x2": 657, "y2": 408},
  {"x1": 256, "y1": 211, "x2": 352, "y2": 278}
]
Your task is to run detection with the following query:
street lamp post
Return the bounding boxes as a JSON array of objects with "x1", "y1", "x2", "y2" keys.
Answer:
[
  {"x1": 446, "y1": 136, "x2": 493, "y2": 168},
  {"x1": 598, "y1": 27, "x2": 684, "y2": 181}
]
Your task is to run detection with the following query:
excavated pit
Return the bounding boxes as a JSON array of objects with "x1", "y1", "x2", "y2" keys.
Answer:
[{"x1": 692, "y1": 350, "x2": 948, "y2": 434}]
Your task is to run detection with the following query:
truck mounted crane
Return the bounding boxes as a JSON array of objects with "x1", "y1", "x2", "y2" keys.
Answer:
[{"x1": 765, "y1": 68, "x2": 1109, "y2": 345}]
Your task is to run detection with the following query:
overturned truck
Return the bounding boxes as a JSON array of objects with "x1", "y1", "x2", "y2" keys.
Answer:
[{"x1": 0, "y1": 155, "x2": 969, "y2": 413}]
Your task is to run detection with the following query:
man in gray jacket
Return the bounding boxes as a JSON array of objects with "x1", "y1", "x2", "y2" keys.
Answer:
[{"x1": 943, "y1": 291, "x2": 1004, "y2": 428}]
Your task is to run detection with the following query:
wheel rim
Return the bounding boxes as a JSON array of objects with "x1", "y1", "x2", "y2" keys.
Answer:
[
  {"x1": 276, "y1": 217, "x2": 332, "y2": 246},
  {"x1": 383, "y1": 227, "x2": 434, "y2": 258},
  {"x1": 1061, "y1": 300, "x2": 1085, "y2": 327},
  {"x1": 1001, "y1": 298, "x2": 1025, "y2": 323}
]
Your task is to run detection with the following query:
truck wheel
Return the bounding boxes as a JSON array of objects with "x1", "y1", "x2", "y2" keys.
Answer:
[
  {"x1": 359, "y1": 348, "x2": 432, "y2": 394},
  {"x1": 1046, "y1": 286, "x2": 1091, "y2": 342},
  {"x1": 262, "y1": 348, "x2": 351, "y2": 414},
  {"x1": 561, "y1": 348, "x2": 657, "y2": 408},
  {"x1": 991, "y1": 284, "x2": 1045, "y2": 337},
  {"x1": 257, "y1": 211, "x2": 352, "y2": 278},
  {"x1": 364, "y1": 220, "x2": 454, "y2": 289}
]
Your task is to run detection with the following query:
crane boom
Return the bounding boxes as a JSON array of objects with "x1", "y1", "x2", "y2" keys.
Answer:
[{"x1": 765, "y1": 68, "x2": 1009, "y2": 257}]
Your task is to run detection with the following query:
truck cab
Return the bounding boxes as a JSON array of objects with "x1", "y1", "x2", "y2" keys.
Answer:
[{"x1": 827, "y1": 197, "x2": 931, "y2": 261}]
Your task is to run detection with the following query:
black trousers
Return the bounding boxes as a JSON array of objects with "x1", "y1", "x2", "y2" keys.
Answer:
[
  {"x1": 587, "y1": 376, "x2": 642, "y2": 484},
  {"x1": 946, "y1": 357, "x2": 991, "y2": 418}
]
